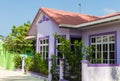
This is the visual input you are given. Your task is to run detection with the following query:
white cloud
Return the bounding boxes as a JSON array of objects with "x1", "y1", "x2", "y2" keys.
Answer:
[{"x1": 103, "y1": 8, "x2": 117, "y2": 14}]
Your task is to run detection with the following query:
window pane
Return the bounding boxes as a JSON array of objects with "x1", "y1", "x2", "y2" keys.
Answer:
[
  {"x1": 97, "y1": 44, "x2": 101, "y2": 51},
  {"x1": 110, "y1": 52, "x2": 115, "y2": 59},
  {"x1": 43, "y1": 39, "x2": 45, "y2": 44},
  {"x1": 91, "y1": 37, "x2": 96, "y2": 43},
  {"x1": 97, "y1": 36, "x2": 101, "y2": 43},
  {"x1": 43, "y1": 46, "x2": 45, "y2": 51},
  {"x1": 92, "y1": 45, "x2": 96, "y2": 52},
  {"x1": 103, "y1": 52, "x2": 108, "y2": 59},
  {"x1": 40, "y1": 46, "x2": 42, "y2": 51},
  {"x1": 46, "y1": 52, "x2": 48, "y2": 58},
  {"x1": 58, "y1": 52, "x2": 63, "y2": 58},
  {"x1": 103, "y1": 52, "x2": 108, "y2": 63},
  {"x1": 103, "y1": 44, "x2": 108, "y2": 51},
  {"x1": 43, "y1": 52, "x2": 45, "y2": 60},
  {"x1": 109, "y1": 35, "x2": 115, "y2": 42},
  {"x1": 46, "y1": 39, "x2": 49, "y2": 43},
  {"x1": 92, "y1": 52, "x2": 96, "y2": 58},
  {"x1": 40, "y1": 40, "x2": 42, "y2": 44},
  {"x1": 103, "y1": 36, "x2": 108, "y2": 42},
  {"x1": 46, "y1": 46, "x2": 48, "y2": 51},
  {"x1": 109, "y1": 44, "x2": 114, "y2": 51}
]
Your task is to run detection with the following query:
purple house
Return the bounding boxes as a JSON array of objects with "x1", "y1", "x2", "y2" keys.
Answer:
[{"x1": 27, "y1": 7, "x2": 120, "y2": 81}]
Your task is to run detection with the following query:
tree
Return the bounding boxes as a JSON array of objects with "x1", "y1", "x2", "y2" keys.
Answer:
[{"x1": 4, "y1": 22, "x2": 35, "y2": 54}]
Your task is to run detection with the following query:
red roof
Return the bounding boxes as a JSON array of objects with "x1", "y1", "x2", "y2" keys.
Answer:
[
  {"x1": 101, "y1": 12, "x2": 120, "y2": 18},
  {"x1": 40, "y1": 7, "x2": 99, "y2": 25}
]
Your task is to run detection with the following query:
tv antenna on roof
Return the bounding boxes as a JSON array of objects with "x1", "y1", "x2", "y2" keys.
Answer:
[{"x1": 78, "y1": 3, "x2": 81, "y2": 13}]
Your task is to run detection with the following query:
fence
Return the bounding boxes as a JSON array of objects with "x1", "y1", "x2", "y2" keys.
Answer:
[{"x1": 81, "y1": 60, "x2": 120, "y2": 81}]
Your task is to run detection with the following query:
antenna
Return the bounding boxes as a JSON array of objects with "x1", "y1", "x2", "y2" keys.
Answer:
[{"x1": 78, "y1": 3, "x2": 81, "y2": 13}]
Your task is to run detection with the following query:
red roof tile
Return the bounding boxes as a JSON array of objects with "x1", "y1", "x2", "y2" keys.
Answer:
[{"x1": 40, "y1": 7, "x2": 99, "y2": 25}]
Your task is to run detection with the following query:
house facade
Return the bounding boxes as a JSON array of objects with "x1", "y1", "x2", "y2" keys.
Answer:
[{"x1": 27, "y1": 7, "x2": 120, "y2": 81}]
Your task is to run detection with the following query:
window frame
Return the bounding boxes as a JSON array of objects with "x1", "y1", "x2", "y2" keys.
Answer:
[
  {"x1": 89, "y1": 31, "x2": 117, "y2": 64},
  {"x1": 39, "y1": 36, "x2": 49, "y2": 60},
  {"x1": 55, "y1": 35, "x2": 66, "y2": 65}
]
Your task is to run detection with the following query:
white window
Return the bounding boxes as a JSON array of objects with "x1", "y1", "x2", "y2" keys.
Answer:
[
  {"x1": 90, "y1": 34, "x2": 115, "y2": 64},
  {"x1": 56, "y1": 36, "x2": 64, "y2": 65},
  {"x1": 40, "y1": 37, "x2": 49, "y2": 60}
]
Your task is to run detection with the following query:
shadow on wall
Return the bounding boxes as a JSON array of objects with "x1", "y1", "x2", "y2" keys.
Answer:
[{"x1": 111, "y1": 67, "x2": 120, "y2": 81}]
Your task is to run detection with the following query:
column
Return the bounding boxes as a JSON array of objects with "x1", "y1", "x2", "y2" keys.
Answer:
[
  {"x1": 59, "y1": 59, "x2": 64, "y2": 81},
  {"x1": 48, "y1": 59, "x2": 52, "y2": 81},
  {"x1": 81, "y1": 60, "x2": 89, "y2": 81}
]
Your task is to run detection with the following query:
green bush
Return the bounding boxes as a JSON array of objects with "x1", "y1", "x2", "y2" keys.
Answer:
[
  {"x1": 32, "y1": 53, "x2": 48, "y2": 75},
  {"x1": 13, "y1": 54, "x2": 22, "y2": 69},
  {"x1": 25, "y1": 56, "x2": 33, "y2": 72}
]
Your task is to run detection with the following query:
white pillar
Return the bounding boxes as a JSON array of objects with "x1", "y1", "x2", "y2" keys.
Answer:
[
  {"x1": 59, "y1": 59, "x2": 64, "y2": 81},
  {"x1": 22, "y1": 57, "x2": 25, "y2": 73},
  {"x1": 48, "y1": 59, "x2": 52, "y2": 81},
  {"x1": 81, "y1": 60, "x2": 89, "y2": 81}
]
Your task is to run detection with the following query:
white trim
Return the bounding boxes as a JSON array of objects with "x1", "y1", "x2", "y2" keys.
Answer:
[
  {"x1": 25, "y1": 36, "x2": 36, "y2": 40},
  {"x1": 59, "y1": 15, "x2": 120, "y2": 28}
]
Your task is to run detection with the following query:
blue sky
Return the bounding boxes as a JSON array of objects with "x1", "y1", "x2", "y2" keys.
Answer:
[{"x1": 0, "y1": 0, "x2": 120, "y2": 36}]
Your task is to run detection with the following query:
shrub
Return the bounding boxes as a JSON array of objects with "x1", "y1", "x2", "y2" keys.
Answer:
[
  {"x1": 13, "y1": 54, "x2": 22, "y2": 69},
  {"x1": 25, "y1": 56, "x2": 33, "y2": 72},
  {"x1": 32, "y1": 53, "x2": 48, "y2": 75}
]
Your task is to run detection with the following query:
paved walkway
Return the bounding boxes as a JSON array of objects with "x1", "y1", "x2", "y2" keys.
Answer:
[{"x1": 0, "y1": 68, "x2": 44, "y2": 81}]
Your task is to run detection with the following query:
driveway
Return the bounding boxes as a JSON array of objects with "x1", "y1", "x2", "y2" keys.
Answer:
[{"x1": 0, "y1": 68, "x2": 44, "y2": 81}]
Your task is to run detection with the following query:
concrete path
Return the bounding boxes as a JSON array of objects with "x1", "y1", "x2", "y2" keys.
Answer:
[{"x1": 0, "y1": 68, "x2": 44, "y2": 81}]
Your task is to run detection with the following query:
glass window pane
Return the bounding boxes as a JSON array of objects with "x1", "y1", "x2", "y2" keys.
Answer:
[
  {"x1": 91, "y1": 45, "x2": 96, "y2": 52},
  {"x1": 91, "y1": 37, "x2": 96, "y2": 43},
  {"x1": 43, "y1": 46, "x2": 45, "y2": 51},
  {"x1": 103, "y1": 36, "x2": 108, "y2": 42},
  {"x1": 40, "y1": 46, "x2": 42, "y2": 51},
  {"x1": 97, "y1": 44, "x2": 101, "y2": 51},
  {"x1": 110, "y1": 52, "x2": 115, "y2": 59},
  {"x1": 103, "y1": 52, "x2": 108, "y2": 63},
  {"x1": 97, "y1": 36, "x2": 101, "y2": 43},
  {"x1": 46, "y1": 46, "x2": 48, "y2": 51},
  {"x1": 46, "y1": 52, "x2": 48, "y2": 58},
  {"x1": 103, "y1": 52, "x2": 108, "y2": 59},
  {"x1": 92, "y1": 52, "x2": 96, "y2": 58},
  {"x1": 46, "y1": 39, "x2": 49, "y2": 44},
  {"x1": 43, "y1": 39, "x2": 45, "y2": 44},
  {"x1": 40, "y1": 40, "x2": 42, "y2": 44},
  {"x1": 109, "y1": 44, "x2": 114, "y2": 51},
  {"x1": 109, "y1": 35, "x2": 115, "y2": 42},
  {"x1": 103, "y1": 44, "x2": 108, "y2": 51}
]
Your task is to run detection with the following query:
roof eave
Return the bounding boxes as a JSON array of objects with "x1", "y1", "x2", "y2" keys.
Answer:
[
  {"x1": 59, "y1": 15, "x2": 120, "y2": 29},
  {"x1": 25, "y1": 36, "x2": 36, "y2": 40}
]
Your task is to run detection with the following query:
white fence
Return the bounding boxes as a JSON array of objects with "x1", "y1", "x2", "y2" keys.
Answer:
[{"x1": 81, "y1": 60, "x2": 120, "y2": 81}]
